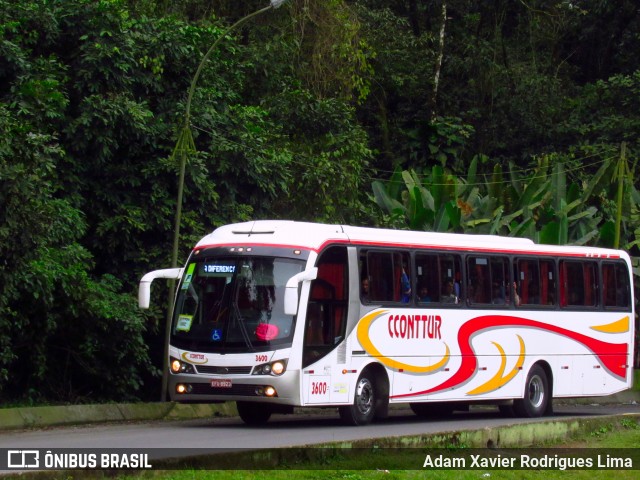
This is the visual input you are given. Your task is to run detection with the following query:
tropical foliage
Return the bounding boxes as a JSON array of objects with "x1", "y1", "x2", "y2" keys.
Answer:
[
  {"x1": 0, "y1": 0, "x2": 638, "y2": 402},
  {"x1": 373, "y1": 153, "x2": 639, "y2": 248}
]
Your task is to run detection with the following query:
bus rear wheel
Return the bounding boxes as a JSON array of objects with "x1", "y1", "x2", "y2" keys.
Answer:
[
  {"x1": 339, "y1": 372, "x2": 376, "y2": 426},
  {"x1": 236, "y1": 401, "x2": 272, "y2": 425},
  {"x1": 513, "y1": 365, "x2": 549, "y2": 418}
]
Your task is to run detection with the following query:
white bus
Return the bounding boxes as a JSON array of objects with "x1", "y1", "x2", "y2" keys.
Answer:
[{"x1": 139, "y1": 220, "x2": 635, "y2": 425}]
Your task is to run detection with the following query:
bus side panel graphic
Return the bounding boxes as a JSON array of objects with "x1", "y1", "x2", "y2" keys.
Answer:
[{"x1": 357, "y1": 310, "x2": 629, "y2": 399}]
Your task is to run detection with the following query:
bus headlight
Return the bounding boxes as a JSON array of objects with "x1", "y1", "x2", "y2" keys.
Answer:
[
  {"x1": 271, "y1": 360, "x2": 286, "y2": 375},
  {"x1": 256, "y1": 386, "x2": 278, "y2": 397},
  {"x1": 170, "y1": 357, "x2": 196, "y2": 374},
  {"x1": 252, "y1": 359, "x2": 288, "y2": 376},
  {"x1": 176, "y1": 384, "x2": 193, "y2": 394}
]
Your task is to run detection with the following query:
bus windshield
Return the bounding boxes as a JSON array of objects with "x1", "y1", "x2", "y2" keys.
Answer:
[{"x1": 171, "y1": 256, "x2": 304, "y2": 352}]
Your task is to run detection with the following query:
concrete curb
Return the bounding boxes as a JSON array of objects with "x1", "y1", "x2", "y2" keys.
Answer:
[
  {"x1": 0, "y1": 402, "x2": 237, "y2": 431},
  {"x1": 0, "y1": 390, "x2": 636, "y2": 432},
  {"x1": 151, "y1": 413, "x2": 640, "y2": 470},
  {"x1": 314, "y1": 412, "x2": 640, "y2": 450}
]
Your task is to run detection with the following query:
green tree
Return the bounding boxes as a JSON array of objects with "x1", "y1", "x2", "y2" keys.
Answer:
[
  {"x1": 0, "y1": 0, "x2": 375, "y2": 402},
  {"x1": 0, "y1": 105, "x2": 153, "y2": 401}
]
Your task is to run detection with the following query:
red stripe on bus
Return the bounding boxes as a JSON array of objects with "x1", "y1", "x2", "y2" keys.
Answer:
[
  {"x1": 195, "y1": 238, "x2": 621, "y2": 259},
  {"x1": 320, "y1": 239, "x2": 620, "y2": 259},
  {"x1": 391, "y1": 314, "x2": 628, "y2": 400},
  {"x1": 194, "y1": 242, "x2": 314, "y2": 252}
]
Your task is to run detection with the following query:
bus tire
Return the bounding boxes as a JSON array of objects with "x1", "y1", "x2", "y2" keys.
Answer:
[
  {"x1": 513, "y1": 365, "x2": 549, "y2": 418},
  {"x1": 236, "y1": 401, "x2": 272, "y2": 425},
  {"x1": 339, "y1": 371, "x2": 376, "y2": 426}
]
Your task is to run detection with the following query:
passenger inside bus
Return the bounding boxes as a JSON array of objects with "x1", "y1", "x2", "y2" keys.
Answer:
[
  {"x1": 400, "y1": 265, "x2": 411, "y2": 303},
  {"x1": 511, "y1": 281, "x2": 521, "y2": 306},
  {"x1": 361, "y1": 277, "x2": 370, "y2": 302},
  {"x1": 418, "y1": 285, "x2": 432, "y2": 303},
  {"x1": 440, "y1": 280, "x2": 458, "y2": 303},
  {"x1": 491, "y1": 283, "x2": 506, "y2": 305}
]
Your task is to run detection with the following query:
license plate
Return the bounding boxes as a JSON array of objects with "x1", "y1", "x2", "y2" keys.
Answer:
[{"x1": 211, "y1": 379, "x2": 232, "y2": 388}]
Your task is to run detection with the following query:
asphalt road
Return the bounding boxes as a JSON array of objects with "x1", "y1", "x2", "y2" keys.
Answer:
[{"x1": 0, "y1": 403, "x2": 638, "y2": 452}]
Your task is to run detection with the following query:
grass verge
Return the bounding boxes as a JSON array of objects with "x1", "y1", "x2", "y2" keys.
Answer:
[
  {"x1": 15, "y1": 415, "x2": 640, "y2": 479},
  {"x1": 89, "y1": 416, "x2": 640, "y2": 479}
]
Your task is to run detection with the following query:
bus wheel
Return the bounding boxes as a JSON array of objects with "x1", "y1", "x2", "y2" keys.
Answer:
[
  {"x1": 513, "y1": 365, "x2": 549, "y2": 418},
  {"x1": 339, "y1": 371, "x2": 376, "y2": 426},
  {"x1": 236, "y1": 401, "x2": 272, "y2": 425}
]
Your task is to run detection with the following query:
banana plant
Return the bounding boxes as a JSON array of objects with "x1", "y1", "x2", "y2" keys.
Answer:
[
  {"x1": 536, "y1": 160, "x2": 604, "y2": 245},
  {"x1": 610, "y1": 144, "x2": 640, "y2": 250},
  {"x1": 470, "y1": 158, "x2": 551, "y2": 238},
  {"x1": 371, "y1": 149, "x2": 637, "y2": 251},
  {"x1": 373, "y1": 156, "x2": 510, "y2": 233},
  {"x1": 372, "y1": 165, "x2": 458, "y2": 232},
  {"x1": 493, "y1": 156, "x2": 604, "y2": 246}
]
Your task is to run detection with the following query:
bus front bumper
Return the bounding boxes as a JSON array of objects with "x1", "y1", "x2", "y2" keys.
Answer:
[{"x1": 168, "y1": 370, "x2": 300, "y2": 405}]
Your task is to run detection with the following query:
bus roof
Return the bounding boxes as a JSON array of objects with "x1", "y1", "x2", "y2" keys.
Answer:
[
  {"x1": 196, "y1": 220, "x2": 348, "y2": 251},
  {"x1": 194, "y1": 220, "x2": 629, "y2": 260}
]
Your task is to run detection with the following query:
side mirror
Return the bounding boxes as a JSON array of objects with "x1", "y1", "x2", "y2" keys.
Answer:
[
  {"x1": 284, "y1": 267, "x2": 318, "y2": 316},
  {"x1": 138, "y1": 268, "x2": 184, "y2": 309}
]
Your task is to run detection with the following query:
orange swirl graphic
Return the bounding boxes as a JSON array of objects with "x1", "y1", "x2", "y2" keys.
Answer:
[
  {"x1": 356, "y1": 310, "x2": 450, "y2": 373},
  {"x1": 466, "y1": 335, "x2": 525, "y2": 395}
]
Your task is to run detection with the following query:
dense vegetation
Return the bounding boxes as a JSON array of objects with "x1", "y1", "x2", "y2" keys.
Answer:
[{"x1": 1, "y1": 0, "x2": 638, "y2": 403}]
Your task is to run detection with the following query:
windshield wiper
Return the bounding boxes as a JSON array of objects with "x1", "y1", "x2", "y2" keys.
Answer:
[{"x1": 232, "y1": 286, "x2": 256, "y2": 351}]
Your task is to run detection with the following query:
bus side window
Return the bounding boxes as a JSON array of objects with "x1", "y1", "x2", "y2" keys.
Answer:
[
  {"x1": 514, "y1": 258, "x2": 558, "y2": 308},
  {"x1": 440, "y1": 254, "x2": 462, "y2": 304},
  {"x1": 366, "y1": 251, "x2": 391, "y2": 302},
  {"x1": 304, "y1": 247, "x2": 347, "y2": 354},
  {"x1": 468, "y1": 257, "x2": 490, "y2": 304},
  {"x1": 415, "y1": 253, "x2": 438, "y2": 304},
  {"x1": 583, "y1": 262, "x2": 597, "y2": 307},
  {"x1": 365, "y1": 250, "x2": 410, "y2": 304},
  {"x1": 395, "y1": 252, "x2": 411, "y2": 303},
  {"x1": 490, "y1": 257, "x2": 509, "y2": 306},
  {"x1": 559, "y1": 261, "x2": 568, "y2": 307},
  {"x1": 540, "y1": 259, "x2": 556, "y2": 306},
  {"x1": 359, "y1": 253, "x2": 370, "y2": 303},
  {"x1": 560, "y1": 260, "x2": 598, "y2": 307},
  {"x1": 516, "y1": 259, "x2": 542, "y2": 306},
  {"x1": 306, "y1": 279, "x2": 334, "y2": 346},
  {"x1": 563, "y1": 261, "x2": 584, "y2": 306},
  {"x1": 603, "y1": 262, "x2": 631, "y2": 309}
]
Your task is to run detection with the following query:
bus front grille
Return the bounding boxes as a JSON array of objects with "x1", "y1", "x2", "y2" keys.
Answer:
[
  {"x1": 189, "y1": 383, "x2": 263, "y2": 396},
  {"x1": 195, "y1": 365, "x2": 253, "y2": 375}
]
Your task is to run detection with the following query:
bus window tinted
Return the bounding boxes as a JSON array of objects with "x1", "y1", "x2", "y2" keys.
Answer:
[
  {"x1": 467, "y1": 256, "x2": 508, "y2": 305},
  {"x1": 440, "y1": 255, "x2": 462, "y2": 304},
  {"x1": 560, "y1": 260, "x2": 598, "y2": 307},
  {"x1": 415, "y1": 253, "x2": 437, "y2": 304},
  {"x1": 415, "y1": 253, "x2": 461, "y2": 305},
  {"x1": 602, "y1": 262, "x2": 631, "y2": 309},
  {"x1": 362, "y1": 250, "x2": 411, "y2": 303},
  {"x1": 515, "y1": 259, "x2": 557, "y2": 307}
]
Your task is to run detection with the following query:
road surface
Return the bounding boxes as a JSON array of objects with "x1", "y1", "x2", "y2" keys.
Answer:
[{"x1": 0, "y1": 403, "x2": 638, "y2": 452}]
